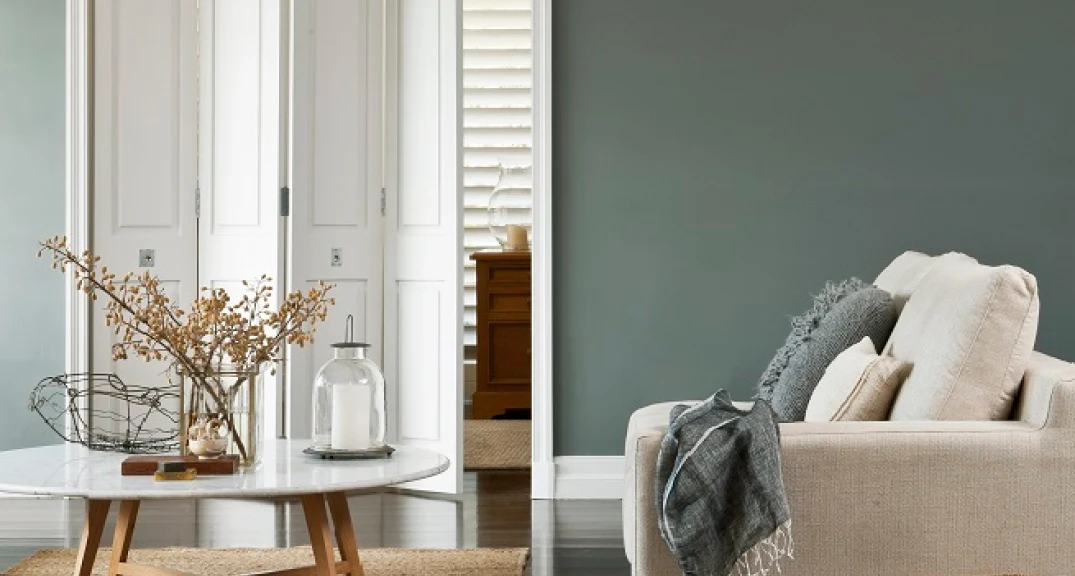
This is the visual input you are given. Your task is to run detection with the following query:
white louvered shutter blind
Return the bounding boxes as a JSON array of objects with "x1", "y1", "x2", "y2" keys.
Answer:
[{"x1": 462, "y1": 0, "x2": 533, "y2": 347}]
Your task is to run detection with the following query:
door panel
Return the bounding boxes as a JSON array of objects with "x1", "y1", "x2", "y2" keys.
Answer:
[
  {"x1": 384, "y1": 0, "x2": 463, "y2": 494},
  {"x1": 197, "y1": 0, "x2": 284, "y2": 438},
  {"x1": 90, "y1": 0, "x2": 201, "y2": 532},
  {"x1": 290, "y1": 0, "x2": 385, "y2": 439},
  {"x1": 92, "y1": 0, "x2": 198, "y2": 432}
]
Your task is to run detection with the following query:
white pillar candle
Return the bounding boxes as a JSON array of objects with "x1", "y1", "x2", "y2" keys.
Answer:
[
  {"x1": 332, "y1": 383, "x2": 371, "y2": 450},
  {"x1": 505, "y1": 224, "x2": 528, "y2": 250}
]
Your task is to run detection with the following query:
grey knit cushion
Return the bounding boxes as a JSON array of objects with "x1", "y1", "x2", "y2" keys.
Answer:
[{"x1": 757, "y1": 278, "x2": 898, "y2": 422}]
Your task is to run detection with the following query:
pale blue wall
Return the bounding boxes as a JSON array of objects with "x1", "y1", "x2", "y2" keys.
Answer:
[
  {"x1": 0, "y1": 0, "x2": 67, "y2": 450},
  {"x1": 553, "y1": 0, "x2": 1075, "y2": 455}
]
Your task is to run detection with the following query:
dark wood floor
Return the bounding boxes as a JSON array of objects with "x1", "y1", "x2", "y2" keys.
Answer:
[{"x1": 0, "y1": 471, "x2": 631, "y2": 575}]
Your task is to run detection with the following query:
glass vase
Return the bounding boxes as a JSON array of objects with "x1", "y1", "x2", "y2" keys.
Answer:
[
  {"x1": 178, "y1": 365, "x2": 265, "y2": 467},
  {"x1": 312, "y1": 343, "x2": 386, "y2": 450},
  {"x1": 487, "y1": 164, "x2": 533, "y2": 251}
]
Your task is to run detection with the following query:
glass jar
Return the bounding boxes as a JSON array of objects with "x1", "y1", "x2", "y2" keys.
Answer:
[
  {"x1": 312, "y1": 316, "x2": 386, "y2": 450},
  {"x1": 178, "y1": 364, "x2": 265, "y2": 467},
  {"x1": 487, "y1": 164, "x2": 533, "y2": 251}
]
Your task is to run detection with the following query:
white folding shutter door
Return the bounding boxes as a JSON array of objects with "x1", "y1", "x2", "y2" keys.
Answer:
[
  {"x1": 384, "y1": 0, "x2": 463, "y2": 494},
  {"x1": 92, "y1": 0, "x2": 198, "y2": 429},
  {"x1": 461, "y1": 0, "x2": 533, "y2": 347},
  {"x1": 91, "y1": 0, "x2": 199, "y2": 540},
  {"x1": 195, "y1": 0, "x2": 284, "y2": 544},
  {"x1": 290, "y1": 0, "x2": 384, "y2": 439},
  {"x1": 197, "y1": 0, "x2": 284, "y2": 440}
]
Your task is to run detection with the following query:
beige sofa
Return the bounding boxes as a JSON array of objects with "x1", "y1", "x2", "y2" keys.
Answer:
[{"x1": 623, "y1": 255, "x2": 1075, "y2": 575}]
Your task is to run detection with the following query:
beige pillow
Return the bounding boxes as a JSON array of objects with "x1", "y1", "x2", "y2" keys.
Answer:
[
  {"x1": 805, "y1": 337, "x2": 911, "y2": 422},
  {"x1": 886, "y1": 258, "x2": 1038, "y2": 420}
]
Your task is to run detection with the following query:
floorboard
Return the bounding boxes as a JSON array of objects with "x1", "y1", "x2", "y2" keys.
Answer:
[{"x1": 0, "y1": 471, "x2": 630, "y2": 575}]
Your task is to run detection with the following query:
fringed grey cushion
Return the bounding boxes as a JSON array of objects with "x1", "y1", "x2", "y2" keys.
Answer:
[{"x1": 757, "y1": 278, "x2": 898, "y2": 422}]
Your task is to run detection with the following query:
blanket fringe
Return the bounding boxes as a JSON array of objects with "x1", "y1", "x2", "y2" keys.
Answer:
[{"x1": 731, "y1": 520, "x2": 794, "y2": 576}]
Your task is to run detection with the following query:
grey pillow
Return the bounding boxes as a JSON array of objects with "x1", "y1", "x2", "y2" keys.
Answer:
[{"x1": 756, "y1": 278, "x2": 898, "y2": 422}]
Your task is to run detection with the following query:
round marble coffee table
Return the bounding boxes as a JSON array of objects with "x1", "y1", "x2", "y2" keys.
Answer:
[{"x1": 0, "y1": 440, "x2": 448, "y2": 576}]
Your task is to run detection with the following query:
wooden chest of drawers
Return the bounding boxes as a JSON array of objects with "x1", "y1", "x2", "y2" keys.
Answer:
[{"x1": 470, "y1": 250, "x2": 531, "y2": 419}]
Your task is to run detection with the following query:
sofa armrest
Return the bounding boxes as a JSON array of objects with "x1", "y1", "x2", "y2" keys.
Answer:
[
  {"x1": 623, "y1": 401, "x2": 693, "y2": 567},
  {"x1": 622, "y1": 399, "x2": 751, "y2": 566},
  {"x1": 1014, "y1": 351, "x2": 1075, "y2": 428}
]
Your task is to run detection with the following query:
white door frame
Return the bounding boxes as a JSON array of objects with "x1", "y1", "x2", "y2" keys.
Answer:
[
  {"x1": 60, "y1": 0, "x2": 91, "y2": 529},
  {"x1": 530, "y1": 0, "x2": 554, "y2": 500},
  {"x1": 65, "y1": 0, "x2": 91, "y2": 377}
]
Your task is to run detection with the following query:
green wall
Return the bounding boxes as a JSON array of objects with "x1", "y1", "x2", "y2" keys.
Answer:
[
  {"x1": 0, "y1": 0, "x2": 67, "y2": 450},
  {"x1": 553, "y1": 1, "x2": 1075, "y2": 455}
]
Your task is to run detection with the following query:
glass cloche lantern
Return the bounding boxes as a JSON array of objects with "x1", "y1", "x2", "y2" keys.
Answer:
[
  {"x1": 487, "y1": 164, "x2": 533, "y2": 251},
  {"x1": 312, "y1": 315, "x2": 386, "y2": 450}
]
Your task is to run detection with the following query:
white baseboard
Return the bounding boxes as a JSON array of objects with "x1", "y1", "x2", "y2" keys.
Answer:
[
  {"x1": 0, "y1": 496, "x2": 69, "y2": 540},
  {"x1": 553, "y1": 456, "x2": 624, "y2": 500}
]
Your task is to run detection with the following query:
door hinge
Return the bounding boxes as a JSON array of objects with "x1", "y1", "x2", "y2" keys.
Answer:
[
  {"x1": 195, "y1": 185, "x2": 201, "y2": 219},
  {"x1": 280, "y1": 186, "x2": 291, "y2": 217},
  {"x1": 380, "y1": 187, "x2": 386, "y2": 216}
]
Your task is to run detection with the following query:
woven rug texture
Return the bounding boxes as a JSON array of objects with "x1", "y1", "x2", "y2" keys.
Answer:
[
  {"x1": 6, "y1": 546, "x2": 529, "y2": 576},
  {"x1": 464, "y1": 419, "x2": 530, "y2": 470}
]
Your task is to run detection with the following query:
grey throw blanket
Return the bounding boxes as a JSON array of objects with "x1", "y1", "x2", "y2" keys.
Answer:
[{"x1": 656, "y1": 390, "x2": 793, "y2": 576}]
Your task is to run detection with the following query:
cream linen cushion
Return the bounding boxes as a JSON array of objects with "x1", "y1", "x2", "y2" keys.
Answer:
[
  {"x1": 886, "y1": 257, "x2": 1039, "y2": 420},
  {"x1": 874, "y1": 250, "x2": 977, "y2": 312},
  {"x1": 805, "y1": 336, "x2": 911, "y2": 421}
]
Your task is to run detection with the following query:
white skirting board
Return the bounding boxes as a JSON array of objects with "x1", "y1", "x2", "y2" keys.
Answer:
[
  {"x1": 0, "y1": 496, "x2": 69, "y2": 541},
  {"x1": 552, "y1": 456, "x2": 625, "y2": 500}
]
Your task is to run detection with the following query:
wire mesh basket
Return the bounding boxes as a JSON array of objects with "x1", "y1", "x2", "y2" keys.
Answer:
[{"x1": 29, "y1": 373, "x2": 180, "y2": 453}]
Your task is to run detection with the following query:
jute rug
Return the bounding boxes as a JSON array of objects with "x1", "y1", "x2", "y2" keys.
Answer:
[
  {"x1": 6, "y1": 546, "x2": 529, "y2": 576},
  {"x1": 464, "y1": 420, "x2": 530, "y2": 470}
]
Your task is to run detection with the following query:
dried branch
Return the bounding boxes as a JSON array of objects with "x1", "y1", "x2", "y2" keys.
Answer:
[{"x1": 39, "y1": 235, "x2": 336, "y2": 460}]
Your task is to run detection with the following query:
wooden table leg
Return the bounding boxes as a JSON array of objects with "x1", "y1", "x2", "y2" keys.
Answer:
[
  {"x1": 74, "y1": 499, "x2": 111, "y2": 576},
  {"x1": 109, "y1": 500, "x2": 141, "y2": 575},
  {"x1": 325, "y1": 492, "x2": 364, "y2": 576},
  {"x1": 300, "y1": 494, "x2": 338, "y2": 576}
]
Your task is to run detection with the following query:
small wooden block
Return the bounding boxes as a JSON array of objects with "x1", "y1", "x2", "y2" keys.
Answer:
[{"x1": 122, "y1": 455, "x2": 238, "y2": 476}]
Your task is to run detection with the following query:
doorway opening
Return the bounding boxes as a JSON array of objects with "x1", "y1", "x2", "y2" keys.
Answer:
[{"x1": 460, "y1": 0, "x2": 535, "y2": 482}]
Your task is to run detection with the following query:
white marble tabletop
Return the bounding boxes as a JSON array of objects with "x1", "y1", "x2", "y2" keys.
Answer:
[{"x1": 0, "y1": 440, "x2": 448, "y2": 500}]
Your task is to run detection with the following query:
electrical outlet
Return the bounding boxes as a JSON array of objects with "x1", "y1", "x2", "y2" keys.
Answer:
[
  {"x1": 139, "y1": 249, "x2": 155, "y2": 268},
  {"x1": 331, "y1": 248, "x2": 342, "y2": 267}
]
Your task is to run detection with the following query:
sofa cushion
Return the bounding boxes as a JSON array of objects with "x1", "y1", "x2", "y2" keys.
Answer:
[
  {"x1": 805, "y1": 336, "x2": 911, "y2": 421},
  {"x1": 874, "y1": 251, "x2": 977, "y2": 312},
  {"x1": 760, "y1": 279, "x2": 899, "y2": 422},
  {"x1": 758, "y1": 279, "x2": 861, "y2": 404},
  {"x1": 887, "y1": 258, "x2": 1039, "y2": 420}
]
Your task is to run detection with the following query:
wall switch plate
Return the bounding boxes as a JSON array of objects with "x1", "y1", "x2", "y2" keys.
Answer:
[
  {"x1": 139, "y1": 249, "x2": 155, "y2": 268},
  {"x1": 330, "y1": 248, "x2": 342, "y2": 267}
]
